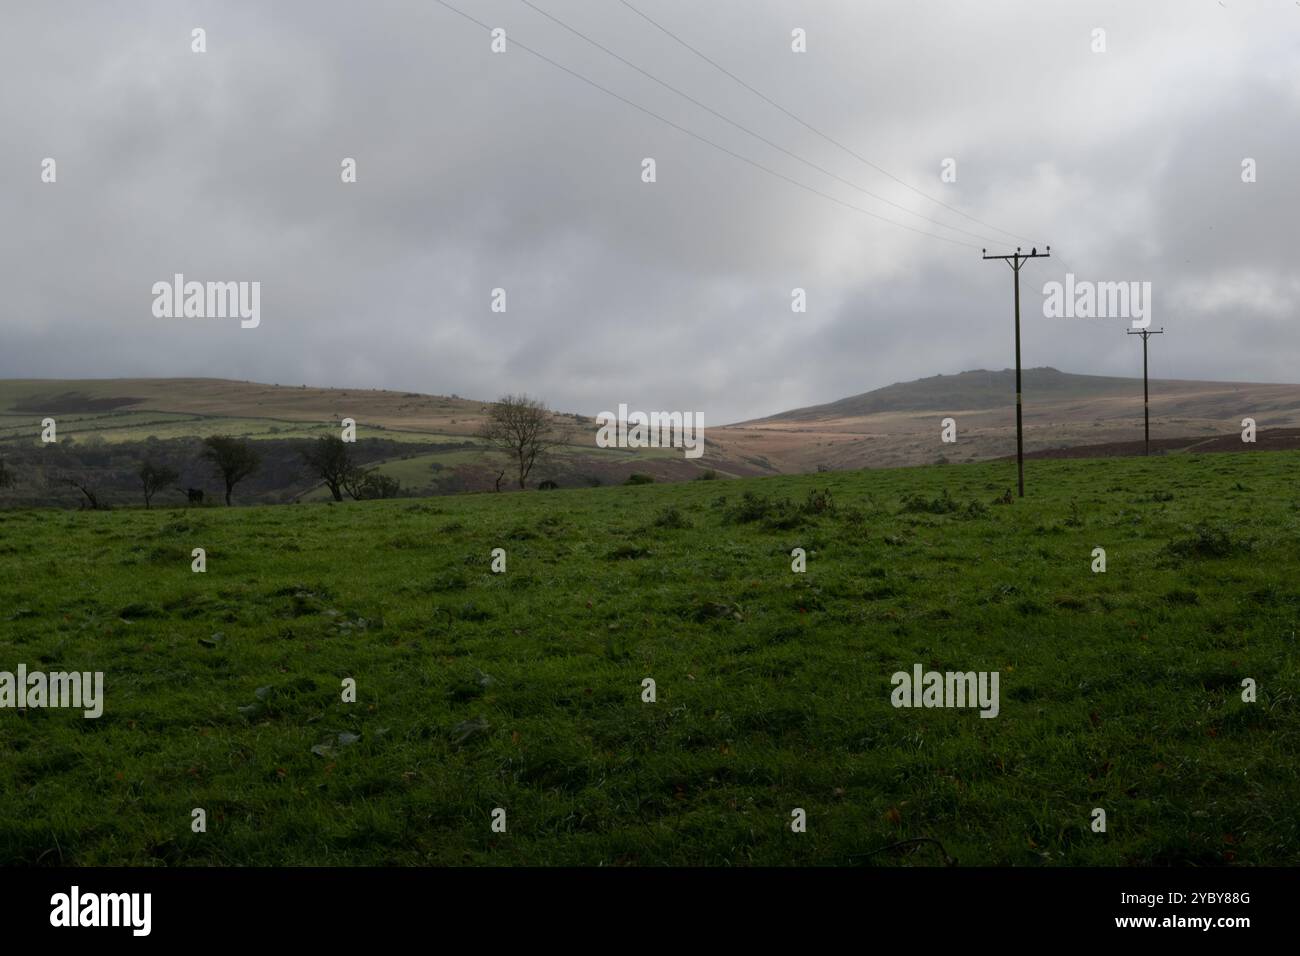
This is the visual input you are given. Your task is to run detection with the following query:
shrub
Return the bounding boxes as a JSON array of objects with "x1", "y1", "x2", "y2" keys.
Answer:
[
  {"x1": 726, "y1": 489, "x2": 837, "y2": 528},
  {"x1": 653, "y1": 506, "x2": 692, "y2": 530},
  {"x1": 728, "y1": 491, "x2": 775, "y2": 524},
  {"x1": 841, "y1": 505, "x2": 868, "y2": 527},
  {"x1": 901, "y1": 488, "x2": 959, "y2": 515},
  {"x1": 803, "y1": 488, "x2": 835, "y2": 515},
  {"x1": 1165, "y1": 523, "x2": 1255, "y2": 559},
  {"x1": 763, "y1": 500, "x2": 804, "y2": 530}
]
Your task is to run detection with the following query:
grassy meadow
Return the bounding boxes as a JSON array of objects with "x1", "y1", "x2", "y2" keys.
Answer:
[{"x1": 1, "y1": 451, "x2": 1297, "y2": 866}]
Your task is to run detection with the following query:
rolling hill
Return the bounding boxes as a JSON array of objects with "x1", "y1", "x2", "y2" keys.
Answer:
[
  {"x1": 708, "y1": 368, "x2": 1300, "y2": 472},
  {"x1": 0, "y1": 378, "x2": 740, "y2": 506},
  {"x1": 3, "y1": 369, "x2": 1300, "y2": 506}
]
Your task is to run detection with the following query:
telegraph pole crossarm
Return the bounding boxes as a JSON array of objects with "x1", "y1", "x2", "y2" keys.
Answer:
[
  {"x1": 1127, "y1": 327, "x2": 1165, "y2": 456},
  {"x1": 982, "y1": 245, "x2": 1051, "y2": 498}
]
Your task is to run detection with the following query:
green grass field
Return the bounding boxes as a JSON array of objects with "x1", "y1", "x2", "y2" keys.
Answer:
[
  {"x1": 0, "y1": 410, "x2": 461, "y2": 445},
  {"x1": 1, "y1": 452, "x2": 1297, "y2": 866}
]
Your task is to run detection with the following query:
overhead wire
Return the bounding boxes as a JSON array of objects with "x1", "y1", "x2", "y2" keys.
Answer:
[
  {"x1": 518, "y1": 0, "x2": 1008, "y2": 247},
  {"x1": 431, "y1": 0, "x2": 986, "y2": 251},
  {"x1": 616, "y1": 0, "x2": 1039, "y2": 248}
]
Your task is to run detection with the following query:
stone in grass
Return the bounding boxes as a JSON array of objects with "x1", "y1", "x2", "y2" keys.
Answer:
[
  {"x1": 447, "y1": 670, "x2": 495, "y2": 702},
  {"x1": 451, "y1": 716, "x2": 490, "y2": 745},
  {"x1": 236, "y1": 685, "x2": 274, "y2": 718},
  {"x1": 312, "y1": 731, "x2": 363, "y2": 758},
  {"x1": 199, "y1": 632, "x2": 225, "y2": 647},
  {"x1": 692, "y1": 600, "x2": 744, "y2": 623}
]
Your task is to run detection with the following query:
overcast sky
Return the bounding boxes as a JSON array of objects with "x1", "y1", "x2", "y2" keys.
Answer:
[{"x1": 2, "y1": 0, "x2": 1297, "y2": 423}]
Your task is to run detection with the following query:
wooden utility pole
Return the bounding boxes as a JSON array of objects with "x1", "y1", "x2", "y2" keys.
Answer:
[
  {"x1": 1126, "y1": 327, "x2": 1164, "y2": 455},
  {"x1": 982, "y1": 246, "x2": 1050, "y2": 497}
]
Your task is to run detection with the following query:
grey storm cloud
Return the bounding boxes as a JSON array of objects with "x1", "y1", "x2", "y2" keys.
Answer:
[{"x1": 1, "y1": 0, "x2": 1297, "y2": 423}]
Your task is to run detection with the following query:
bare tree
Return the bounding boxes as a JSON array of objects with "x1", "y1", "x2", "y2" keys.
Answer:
[
  {"x1": 301, "y1": 435, "x2": 361, "y2": 502},
  {"x1": 201, "y1": 435, "x2": 261, "y2": 506},
  {"x1": 56, "y1": 475, "x2": 105, "y2": 510},
  {"x1": 478, "y1": 394, "x2": 565, "y2": 490},
  {"x1": 41, "y1": 447, "x2": 106, "y2": 509},
  {"x1": 139, "y1": 460, "x2": 179, "y2": 509}
]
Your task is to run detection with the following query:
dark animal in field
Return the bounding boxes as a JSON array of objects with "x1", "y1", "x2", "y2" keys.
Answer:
[
  {"x1": 186, "y1": 488, "x2": 205, "y2": 505},
  {"x1": 538, "y1": 480, "x2": 559, "y2": 490}
]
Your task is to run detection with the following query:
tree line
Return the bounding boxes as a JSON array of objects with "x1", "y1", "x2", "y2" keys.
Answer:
[
  {"x1": 0, "y1": 394, "x2": 569, "y2": 509},
  {"x1": 0, "y1": 434, "x2": 401, "y2": 509}
]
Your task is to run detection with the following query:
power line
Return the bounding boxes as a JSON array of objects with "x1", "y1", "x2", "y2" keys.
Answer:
[
  {"x1": 617, "y1": 0, "x2": 1035, "y2": 247},
  {"x1": 431, "y1": 0, "x2": 983, "y2": 251},
  {"x1": 517, "y1": 0, "x2": 1006, "y2": 247},
  {"x1": 1126, "y1": 326, "x2": 1164, "y2": 456},
  {"x1": 982, "y1": 245, "x2": 1051, "y2": 497}
]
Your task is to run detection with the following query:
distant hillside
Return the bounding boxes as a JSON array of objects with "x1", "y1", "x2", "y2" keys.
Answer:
[
  {"x1": 0, "y1": 378, "x2": 741, "y2": 507},
  {"x1": 745, "y1": 368, "x2": 1258, "y2": 422},
  {"x1": 710, "y1": 367, "x2": 1300, "y2": 473},
  {"x1": 0, "y1": 378, "x2": 490, "y2": 437},
  {"x1": 5, "y1": 370, "x2": 1300, "y2": 509}
]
